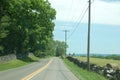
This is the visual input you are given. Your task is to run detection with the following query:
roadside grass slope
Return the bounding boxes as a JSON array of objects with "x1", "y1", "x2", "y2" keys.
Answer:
[
  {"x1": 0, "y1": 56, "x2": 40, "y2": 71},
  {"x1": 63, "y1": 58, "x2": 107, "y2": 80}
]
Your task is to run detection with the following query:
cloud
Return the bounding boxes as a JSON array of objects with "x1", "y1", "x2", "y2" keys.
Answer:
[
  {"x1": 49, "y1": 0, "x2": 120, "y2": 26},
  {"x1": 91, "y1": 0, "x2": 120, "y2": 25},
  {"x1": 101, "y1": 0, "x2": 120, "y2": 2}
]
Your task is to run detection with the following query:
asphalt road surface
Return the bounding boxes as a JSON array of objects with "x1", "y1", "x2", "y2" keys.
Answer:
[{"x1": 0, "y1": 57, "x2": 79, "y2": 80}]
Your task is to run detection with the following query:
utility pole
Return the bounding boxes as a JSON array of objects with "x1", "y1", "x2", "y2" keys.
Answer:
[
  {"x1": 87, "y1": 0, "x2": 91, "y2": 71},
  {"x1": 63, "y1": 30, "x2": 68, "y2": 55}
]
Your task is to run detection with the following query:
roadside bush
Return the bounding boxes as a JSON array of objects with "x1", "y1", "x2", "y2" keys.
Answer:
[{"x1": 34, "y1": 50, "x2": 46, "y2": 58}]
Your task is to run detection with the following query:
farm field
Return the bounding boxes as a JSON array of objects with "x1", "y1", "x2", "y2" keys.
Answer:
[{"x1": 76, "y1": 57, "x2": 120, "y2": 68}]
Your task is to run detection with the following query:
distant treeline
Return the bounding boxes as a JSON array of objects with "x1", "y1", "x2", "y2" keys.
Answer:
[
  {"x1": 77, "y1": 54, "x2": 120, "y2": 60},
  {"x1": 90, "y1": 54, "x2": 120, "y2": 60}
]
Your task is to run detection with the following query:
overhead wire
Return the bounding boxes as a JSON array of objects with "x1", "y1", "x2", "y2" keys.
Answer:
[
  {"x1": 63, "y1": 0, "x2": 73, "y2": 29},
  {"x1": 64, "y1": 0, "x2": 81, "y2": 30},
  {"x1": 67, "y1": 0, "x2": 95, "y2": 39},
  {"x1": 67, "y1": 5, "x2": 89, "y2": 39},
  {"x1": 67, "y1": 0, "x2": 73, "y2": 21},
  {"x1": 69, "y1": 0, "x2": 83, "y2": 24}
]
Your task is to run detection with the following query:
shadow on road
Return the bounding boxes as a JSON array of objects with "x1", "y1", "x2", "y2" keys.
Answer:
[{"x1": 18, "y1": 57, "x2": 39, "y2": 62}]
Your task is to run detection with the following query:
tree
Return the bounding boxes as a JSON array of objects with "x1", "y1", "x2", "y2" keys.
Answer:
[
  {"x1": 54, "y1": 40, "x2": 68, "y2": 56},
  {"x1": 0, "y1": 0, "x2": 10, "y2": 54},
  {"x1": 0, "y1": 0, "x2": 56, "y2": 58}
]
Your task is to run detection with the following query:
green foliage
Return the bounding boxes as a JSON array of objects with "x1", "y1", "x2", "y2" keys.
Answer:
[
  {"x1": 54, "y1": 40, "x2": 68, "y2": 56},
  {"x1": 0, "y1": 46, "x2": 3, "y2": 51},
  {"x1": 0, "y1": 0, "x2": 56, "y2": 57},
  {"x1": 105, "y1": 55, "x2": 120, "y2": 60},
  {"x1": 45, "y1": 39, "x2": 56, "y2": 56},
  {"x1": 33, "y1": 39, "x2": 67, "y2": 57},
  {"x1": 34, "y1": 50, "x2": 46, "y2": 57}
]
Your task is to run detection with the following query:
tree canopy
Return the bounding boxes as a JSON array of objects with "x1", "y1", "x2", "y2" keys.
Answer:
[{"x1": 0, "y1": 0, "x2": 56, "y2": 58}]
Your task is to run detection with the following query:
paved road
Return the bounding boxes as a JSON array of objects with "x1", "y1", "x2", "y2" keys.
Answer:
[{"x1": 0, "y1": 57, "x2": 79, "y2": 80}]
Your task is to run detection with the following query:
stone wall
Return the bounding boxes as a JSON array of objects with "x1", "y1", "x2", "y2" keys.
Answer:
[
  {"x1": 0, "y1": 54, "x2": 16, "y2": 63},
  {"x1": 0, "y1": 53, "x2": 33, "y2": 63},
  {"x1": 66, "y1": 56, "x2": 120, "y2": 80}
]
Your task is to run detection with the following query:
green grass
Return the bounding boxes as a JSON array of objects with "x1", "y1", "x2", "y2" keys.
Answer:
[
  {"x1": 76, "y1": 57, "x2": 120, "y2": 68},
  {"x1": 0, "y1": 56, "x2": 40, "y2": 71},
  {"x1": 63, "y1": 58, "x2": 107, "y2": 80}
]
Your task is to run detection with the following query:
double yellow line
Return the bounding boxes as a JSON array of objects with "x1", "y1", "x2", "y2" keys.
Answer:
[{"x1": 21, "y1": 59, "x2": 53, "y2": 80}]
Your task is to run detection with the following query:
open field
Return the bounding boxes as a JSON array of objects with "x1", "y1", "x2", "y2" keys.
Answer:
[
  {"x1": 76, "y1": 57, "x2": 120, "y2": 68},
  {"x1": 63, "y1": 58, "x2": 107, "y2": 80}
]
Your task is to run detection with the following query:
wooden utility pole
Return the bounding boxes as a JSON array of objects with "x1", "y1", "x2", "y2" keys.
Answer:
[
  {"x1": 87, "y1": 0, "x2": 91, "y2": 71},
  {"x1": 63, "y1": 30, "x2": 68, "y2": 55}
]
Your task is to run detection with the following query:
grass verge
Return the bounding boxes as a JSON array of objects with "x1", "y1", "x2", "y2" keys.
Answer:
[
  {"x1": 63, "y1": 58, "x2": 107, "y2": 80},
  {"x1": 0, "y1": 56, "x2": 40, "y2": 71}
]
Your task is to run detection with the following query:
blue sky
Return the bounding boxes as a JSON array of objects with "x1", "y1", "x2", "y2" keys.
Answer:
[{"x1": 48, "y1": 0, "x2": 120, "y2": 54}]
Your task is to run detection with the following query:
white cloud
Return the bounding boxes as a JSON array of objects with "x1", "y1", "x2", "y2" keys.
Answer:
[
  {"x1": 91, "y1": 0, "x2": 120, "y2": 25},
  {"x1": 49, "y1": 0, "x2": 120, "y2": 26},
  {"x1": 54, "y1": 23, "x2": 74, "y2": 31}
]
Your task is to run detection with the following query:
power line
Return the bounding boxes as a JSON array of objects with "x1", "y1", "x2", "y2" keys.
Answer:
[
  {"x1": 67, "y1": 0, "x2": 95, "y2": 39},
  {"x1": 69, "y1": 0, "x2": 82, "y2": 22},
  {"x1": 63, "y1": 0, "x2": 73, "y2": 29},
  {"x1": 67, "y1": 6, "x2": 89, "y2": 39},
  {"x1": 67, "y1": 0, "x2": 73, "y2": 21}
]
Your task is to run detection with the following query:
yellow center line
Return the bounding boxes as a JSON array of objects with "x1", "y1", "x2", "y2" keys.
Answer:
[{"x1": 21, "y1": 58, "x2": 53, "y2": 80}]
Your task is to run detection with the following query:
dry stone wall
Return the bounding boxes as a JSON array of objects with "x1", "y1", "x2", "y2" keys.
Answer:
[{"x1": 67, "y1": 56, "x2": 120, "y2": 80}]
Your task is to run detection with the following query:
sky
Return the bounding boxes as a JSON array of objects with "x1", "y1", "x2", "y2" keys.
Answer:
[{"x1": 48, "y1": 0, "x2": 120, "y2": 54}]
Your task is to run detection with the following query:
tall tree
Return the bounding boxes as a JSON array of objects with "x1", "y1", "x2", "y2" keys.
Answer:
[
  {"x1": 0, "y1": 0, "x2": 10, "y2": 53},
  {"x1": 0, "y1": 0, "x2": 56, "y2": 58}
]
